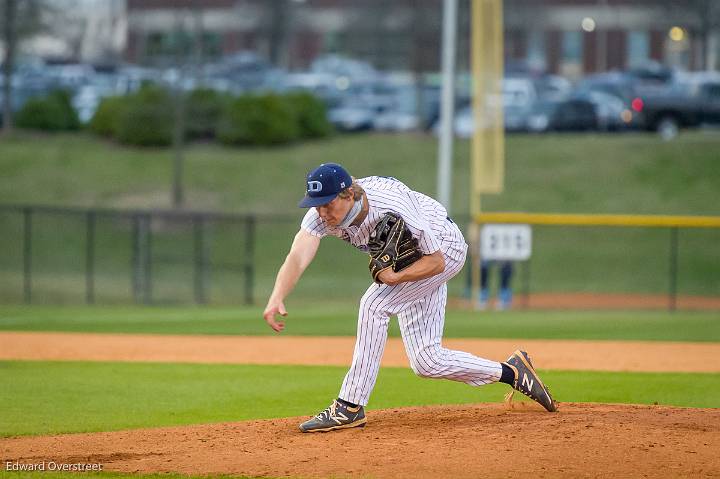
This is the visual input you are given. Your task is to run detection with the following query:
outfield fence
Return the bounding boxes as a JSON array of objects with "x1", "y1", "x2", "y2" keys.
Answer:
[
  {"x1": 0, "y1": 204, "x2": 264, "y2": 305},
  {"x1": 471, "y1": 212, "x2": 720, "y2": 311},
  {"x1": 0, "y1": 204, "x2": 719, "y2": 310}
]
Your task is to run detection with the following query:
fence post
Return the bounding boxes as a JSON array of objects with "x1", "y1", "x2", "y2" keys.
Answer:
[
  {"x1": 522, "y1": 259, "x2": 531, "y2": 309},
  {"x1": 244, "y1": 215, "x2": 256, "y2": 305},
  {"x1": 23, "y1": 207, "x2": 32, "y2": 304},
  {"x1": 131, "y1": 214, "x2": 140, "y2": 303},
  {"x1": 193, "y1": 216, "x2": 207, "y2": 304},
  {"x1": 668, "y1": 227, "x2": 679, "y2": 312},
  {"x1": 131, "y1": 214, "x2": 153, "y2": 304},
  {"x1": 86, "y1": 211, "x2": 96, "y2": 304},
  {"x1": 143, "y1": 214, "x2": 153, "y2": 305}
]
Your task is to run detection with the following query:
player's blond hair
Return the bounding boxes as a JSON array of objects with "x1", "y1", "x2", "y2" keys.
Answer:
[{"x1": 338, "y1": 178, "x2": 364, "y2": 202}]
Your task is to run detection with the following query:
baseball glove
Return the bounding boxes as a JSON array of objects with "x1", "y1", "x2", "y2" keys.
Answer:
[{"x1": 368, "y1": 212, "x2": 423, "y2": 283}]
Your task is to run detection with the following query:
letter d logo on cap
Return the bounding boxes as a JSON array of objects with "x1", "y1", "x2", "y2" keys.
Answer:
[{"x1": 307, "y1": 181, "x2": 323, "y2": 193}]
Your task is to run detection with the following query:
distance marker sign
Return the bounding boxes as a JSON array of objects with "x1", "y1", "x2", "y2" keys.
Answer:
[{"x1": 480, "y1": 224, "x2": 532, "y2": 261}]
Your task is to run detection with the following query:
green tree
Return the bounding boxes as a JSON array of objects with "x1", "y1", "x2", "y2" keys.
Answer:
[{"x1": 1, "y1": 0, "x2": 49, "y2": 134}]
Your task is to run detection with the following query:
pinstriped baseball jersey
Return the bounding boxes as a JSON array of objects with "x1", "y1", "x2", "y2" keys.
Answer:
[
  {"x1": 302, "y1": 176, "x2": 464, "y2": 259},
  {"x1": 301, "y1": 176, "x2": 503, "y2": 406}
]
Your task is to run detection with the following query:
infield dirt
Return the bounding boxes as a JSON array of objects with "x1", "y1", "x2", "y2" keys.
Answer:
[{"x1": 1, "y1": 331, "x2": 719, "y2": 372}]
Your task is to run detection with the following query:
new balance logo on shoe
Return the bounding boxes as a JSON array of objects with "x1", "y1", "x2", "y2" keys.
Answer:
[
  {"x1": 521, "y1": 373, "x2": 534, "y2": 391},
  {"x1": 332, "y1": 411, "x2": 349, "y2": 424}
]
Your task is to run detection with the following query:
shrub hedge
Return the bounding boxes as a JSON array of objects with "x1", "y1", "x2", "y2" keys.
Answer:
[
  {"x1": 115, "y1": 86, "x2": 174, "y2": 147},
  {"x1": 88, "y1": 96, "x2": 126, "y2": 137},
  {"x1": 218, "y1": 94, "x2": 300, "y2": 146},
  {"x1": 285, "y1": 91, "x2": 333, "y2": 139},
  {"x1": 185, "y1": 88, "x2": 227, "y2": 140},
  {"x1": 15, "y1": 90, "x2": 80, "y2": 131},
  {"x1": 88, "y1": 87, "x2": 331, "y2": 147}
]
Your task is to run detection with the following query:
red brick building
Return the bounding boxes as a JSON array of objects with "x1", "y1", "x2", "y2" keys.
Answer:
[{"x1": 125, "y1": 0, "x2": 716, "y2": 74}]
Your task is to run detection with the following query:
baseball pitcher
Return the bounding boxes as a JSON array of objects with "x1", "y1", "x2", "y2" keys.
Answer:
[{"x1": 263, "y1": 163, "x2": 556, "y2": 432}]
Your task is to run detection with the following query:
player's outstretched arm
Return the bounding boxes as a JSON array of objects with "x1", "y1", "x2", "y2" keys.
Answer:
[{"x1": 263, "y1": 229, "x2": 320, "y2": 332}]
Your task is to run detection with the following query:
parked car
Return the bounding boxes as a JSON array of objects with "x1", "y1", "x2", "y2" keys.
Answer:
[
  {"x1": 45, "y1": 63, "x2": 96, "y2": 92},
  {"x1": 280, "y1": 72, "x2": 344, "y2": 108},
  {"x1": 502, "y1": 77, "x2": 537, "y2": 131},
  {"x1": 372, "y1": 84, "x2": 423, "y2": 132},
  {"x1": 635, "y1": 72, "x2": 720, "y2": 139},
  {"x1": 534, "y1": 74, "x2": 572, "y2": 101},
  {"x1": 578, "y1": 72, "x2": 636, "y2": 99},
  {"x1": 204, "y1": 51, "x2": 280, "y2": 93},
  {"x1": 574, "y1": 91, "x2": 629, "y2": 131},
  {"x1": 526, "y1": 98, "x2": 597, "y2": 133},
  {"x1": 450, "y1": 106, "x2": 475, "y2": 138},
  {"x1": 625, "y1": 62, "x2": 675, "y2": 94},
  {"x1": 575, "y1": 72, "x2": 647, "y2": 127},
  {"x1": 311, "y1": 54, "x2": 379, "y2": 87},
  {"x1": 328, "y1": 96, "x2": 378, "y2": 131},
  {"x1": 373, "y1": 109, "x2": 420, "y2": 132}
]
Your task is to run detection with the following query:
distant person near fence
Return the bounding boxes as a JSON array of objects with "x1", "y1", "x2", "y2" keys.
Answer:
[{"x1": 480, "y1": 260, "x2": 514, "y2": 311}]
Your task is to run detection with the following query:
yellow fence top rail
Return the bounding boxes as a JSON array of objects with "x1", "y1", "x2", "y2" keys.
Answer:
[{"x1": 475, "y1": 212, "x2": 720, "y2": 228}]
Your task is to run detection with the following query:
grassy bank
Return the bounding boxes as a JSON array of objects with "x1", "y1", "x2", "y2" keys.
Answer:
[
  {"x1": 1, "y1": 305, "x2": 719, "y2": 341},
  {"x1": 1, "y1": 131, "x2": 720, "y2": 216}
]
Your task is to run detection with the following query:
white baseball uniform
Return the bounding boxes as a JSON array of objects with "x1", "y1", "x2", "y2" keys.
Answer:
[{"x1": 301, "y1": 176, "x2": 503, "y2": 406}]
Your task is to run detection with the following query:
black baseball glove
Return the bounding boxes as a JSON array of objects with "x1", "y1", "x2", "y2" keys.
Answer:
[{"x1": 368, "y1": 212, "x2": 423, "y2": 283}]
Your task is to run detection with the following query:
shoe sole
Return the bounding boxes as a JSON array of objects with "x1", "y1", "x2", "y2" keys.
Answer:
[
  {"x1": 510, "y1": 349, "x2": 558, "y2": 412},
  {"x1": 299, "y1": 417, "x2": 367, "y2": 433}
]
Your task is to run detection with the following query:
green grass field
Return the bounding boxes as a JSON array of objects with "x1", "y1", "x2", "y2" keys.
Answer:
[
  {"x1": 1, "y1": 305, "x2": 719, "y2": 341},
  {"x1": 2, "y1": 360, "x2": 718, "y2": 437}
]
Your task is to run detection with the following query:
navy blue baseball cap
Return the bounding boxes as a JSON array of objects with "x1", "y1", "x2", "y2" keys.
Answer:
[{"x1": 298, "y1": 163, "x2": 353, "y2": 208}]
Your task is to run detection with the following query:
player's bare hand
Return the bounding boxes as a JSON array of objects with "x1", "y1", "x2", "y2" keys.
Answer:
[
  {"x1": 263, "y1": 300, "x2": 287, "y2": 332},
  {"x1": 378, "y1": 269, "x2": 401, "y2": 286}
]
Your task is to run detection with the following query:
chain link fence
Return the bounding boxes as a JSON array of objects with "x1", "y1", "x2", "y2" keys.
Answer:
[{"x1": 1, "y1": 205, "x2": 718, "y2": 309}]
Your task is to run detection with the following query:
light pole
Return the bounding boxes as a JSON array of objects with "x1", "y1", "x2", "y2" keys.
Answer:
[{"x1": 437, "y1": 0, "x2": 458, "y2": 213}]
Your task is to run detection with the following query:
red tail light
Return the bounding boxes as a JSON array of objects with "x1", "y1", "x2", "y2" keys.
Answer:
[{"x1": 631, "y1": 98, "x2": 644, "y2": 112}]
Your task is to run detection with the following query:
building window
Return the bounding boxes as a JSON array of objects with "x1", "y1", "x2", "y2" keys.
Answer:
[
  {"x1": 144, "y1": 31, "x2": 219, "y2": 62},
  {"x1": 665, "y1": 28, "x2": 691, "y2": 70},
  {"x1": 201, "y1": 33, "x2": 222, "y2": 59},
  {"x1": 527, "y1": 30, "x2": 546, "y2": 70},
  {"x1": 562, "y1": 31, "x2": 583, "y2": 63},
  {"x1": 628, "y1": 31, "x2": 649, "y2": 67},
  {"x1": 561, "y1": 31, "x2": 583, "y2": 77}
]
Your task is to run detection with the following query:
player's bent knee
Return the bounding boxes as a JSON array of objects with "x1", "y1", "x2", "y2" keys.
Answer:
[
  {"x1": 409, "y1": 356, "x2": 444, "y2": 378},
  {"x1": 410, "y1": 362, "x2": 431, "y2": 378}
]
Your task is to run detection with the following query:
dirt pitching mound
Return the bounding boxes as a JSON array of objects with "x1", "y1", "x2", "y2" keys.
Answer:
[{"x1": 3, "y1": 403, "x2": 719, "y2": 478}]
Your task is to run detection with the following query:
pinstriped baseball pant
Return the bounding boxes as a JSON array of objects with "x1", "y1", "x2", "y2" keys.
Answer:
[{"x1": 339, "y1": 241, "x2": 503, "y2": 406}]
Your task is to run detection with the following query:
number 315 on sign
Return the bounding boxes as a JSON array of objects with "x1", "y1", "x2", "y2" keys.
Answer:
[{"x1": 480, "y1": 224, "x2": 532, "y2": 261}]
